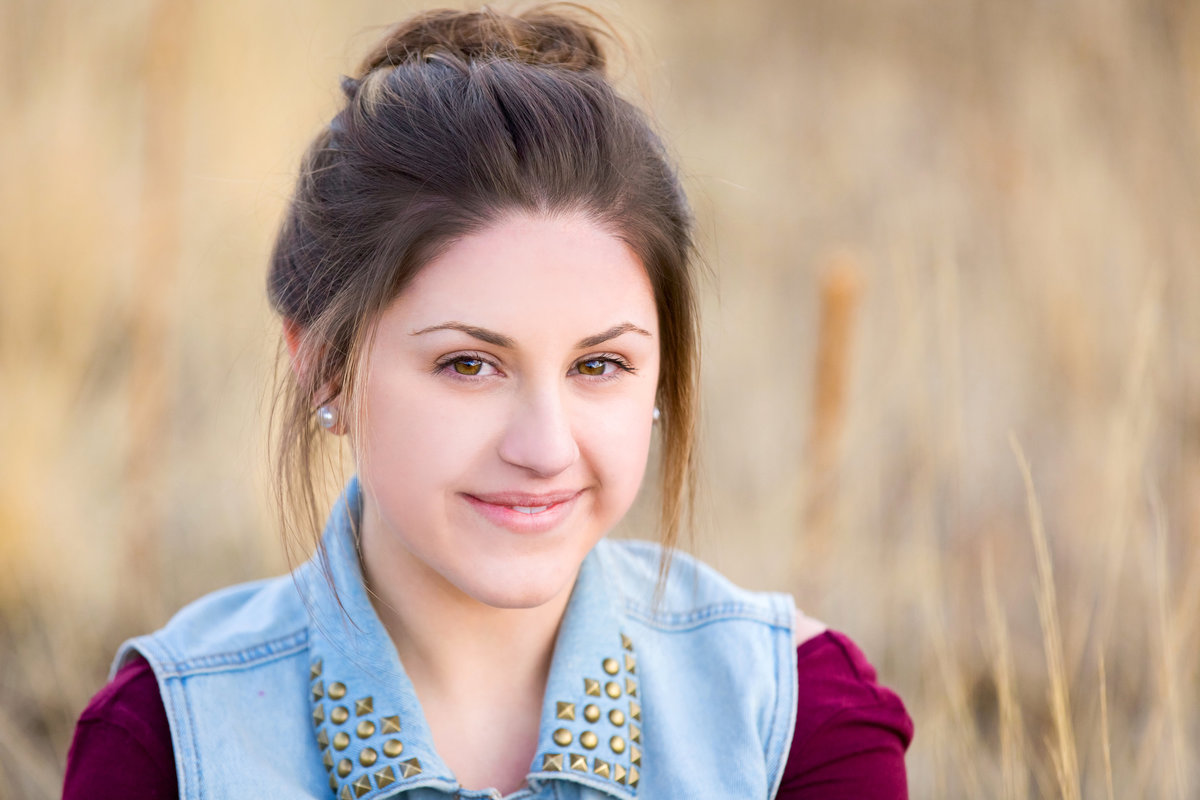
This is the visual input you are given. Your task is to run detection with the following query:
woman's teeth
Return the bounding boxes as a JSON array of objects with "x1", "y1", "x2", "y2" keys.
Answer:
[{"x1": 511, "y1": 505, "x2": 549, "y2": 514}]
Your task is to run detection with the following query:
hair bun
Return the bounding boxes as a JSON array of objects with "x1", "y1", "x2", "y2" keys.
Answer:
[{"x1": 356, "y1": 6, "x2": 607, "y2": 77}]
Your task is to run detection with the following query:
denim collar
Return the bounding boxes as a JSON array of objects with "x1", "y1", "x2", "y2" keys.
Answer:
[{"x1": 299, "y1": 479, "x2": 643, "y2": 800}]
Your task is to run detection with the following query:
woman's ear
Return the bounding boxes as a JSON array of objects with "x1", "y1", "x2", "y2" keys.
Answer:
[{"x1": 283, "y1": 318, "x2": 347, "y2": 436}]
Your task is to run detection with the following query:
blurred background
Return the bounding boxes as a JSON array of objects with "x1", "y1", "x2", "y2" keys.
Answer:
[{"x1": 2, "y1": 0, "x2": 1198, "y2": 797}]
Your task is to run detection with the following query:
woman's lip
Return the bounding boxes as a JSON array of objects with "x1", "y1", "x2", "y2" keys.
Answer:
[{"x1": 462, "y1": 490, "x2": 583, "y2": 533}]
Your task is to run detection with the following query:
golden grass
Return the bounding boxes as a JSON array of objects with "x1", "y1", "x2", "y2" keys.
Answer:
[{"x1": 2, "y1": 0, "x2": 1198, "y2": 797}]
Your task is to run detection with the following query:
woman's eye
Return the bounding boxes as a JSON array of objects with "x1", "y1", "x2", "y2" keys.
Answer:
[
  {"x1": 573, "y1": 355, "x2": 633, "y2": 378},
  {"x1": 453, "y1": 358, "x2": 484, "y2": 376},
  {"x1": 578, "y1": 358, "x2": 609, "y2": 376}
]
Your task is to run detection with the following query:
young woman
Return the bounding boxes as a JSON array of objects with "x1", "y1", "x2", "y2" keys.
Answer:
[{"x1": 65, "y1": 7, "x2": 912, "y2": 798}]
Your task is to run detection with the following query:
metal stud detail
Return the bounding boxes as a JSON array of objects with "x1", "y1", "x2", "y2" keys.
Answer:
[
  {"x1": 584, "y1": 704, "x2": 601, "y2": 723},
  {"x1": 383, "y1": 739, "x2": 404, "y2": 758},
  {"x1": 569, "y1": 753, "x2": 588, "y2": 772},
  {"x1": 584, "y1": 678, "x2": 601, "y2": 696},
  {"x1": 613, "y1": 764, "x2": 627, "y2": 784},
  {"x1": 631, "y1": 745, "x2": 642, "y2": 765},
  {"x1": 310, "y1": 659, "x2": 323, "y2": 680},
  {"x1": 630, "y1": 724, "x2": 641, "y2": 743},
  {"x1": 339, "y1": 785, "x2": 353, "y2": 800},
  {"x1": 605, "y1": 681, "x2": 622, "y2": 699},
  {"x1": 608, "y1": 709, "x2": 625, "y2": 726},
  {"x1": 580, "y1": 730, "x2": 598, "y2": 750},
  {"x1": 630, "y1": 701, "x2": 641, "y2": 721},
  {"x1": 543, "y1": 753, "x2": 563, "y2": 771},
  {"x1": 312, "y1": 681, "x2": 324, "y2": 701},
  {"x1": 610, "y1": 735, "x2": 626, "y2": 754},
  {"x1": 328, "y1": 682, "x2": 347, "y2": 700},
  {"x1": 602, "y1": 657, "x2": 619, "y2": 675},
  {"x1": 337, "y1": 758, "x2": 353, "y2": 777},
  {"x1": 329, "y1": 774, "x2": 338, "y2": 791},
  {"x1": 625, "y1": 653, "x2": 636, "y2": 673},
  {"x1": 331, "y1": 706, "x2": 349, "y2": 725},
  {"x1": 333, "y1": 731, "x2": 350, "y2": 751},
  {"x1": 593, "y1": 759, "x2": 610, "y2": 778},
  {"x1": 313, "y1": 705, "x2": 325, "y2": 726},
  {"x1": 380, "y1": 715, "x2": 401, "y2": 734},
  {"x1": 629, "y1": 766, "x2": 640, "y2": 788},
  {"x1": 356, "y1": 720, "x2": 375, "y2": 739},
  {"x1": 398, "y1": 758, "x2": 422, "y2": 778},
  {"x1": 360, "y1": 747, "x2": 378, "y2": 767},
  {"x1": 316, "y1": 728, "x2": 329, "y2": 749},
  {"x1": 556, "y1": 701, "x2": 576, "y2": 720},
  {"x1": 375, "y1": 766, "x2": 396, "y2": 788},
  {"x1": 625, "y1": 678, "x2": 638, "y2": 697},
  {"x1": 621, "y1": 633, "x2": 633, "y2": 651},
  {"x1": 355, "y1": 696, "x2": 373, "y2": 716},
  {"x1": 352, "y1": 774, "x2": 372, "y2": 798},
  {"x1": 553, "y1": 727, "x2": 573, "y2": 746},
  {"x1": 322, "y1": 750, "x2": 334, "y2": 771}
]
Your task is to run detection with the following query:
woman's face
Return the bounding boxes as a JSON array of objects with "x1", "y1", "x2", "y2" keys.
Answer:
[{"x1": 354, "y1": 212, "x2": 660, "y2": 610}]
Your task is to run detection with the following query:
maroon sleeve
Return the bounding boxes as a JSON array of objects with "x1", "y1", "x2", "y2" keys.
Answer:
[
  {"x1": 63, "y1": 655, "x2": 179, "y2": 799},
  {"x1": 776, "y1": 631, "x2": 913, "y2": 799}
]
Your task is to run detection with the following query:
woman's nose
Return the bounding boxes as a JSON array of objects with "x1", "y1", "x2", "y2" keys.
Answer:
[{"x1": 497, "y1": 386, "x2": 580, "y2": 478}]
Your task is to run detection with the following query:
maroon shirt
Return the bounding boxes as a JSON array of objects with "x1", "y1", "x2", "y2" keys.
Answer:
[{"x1": 65, "y1": 630, "x2": 912, "y2": 798}]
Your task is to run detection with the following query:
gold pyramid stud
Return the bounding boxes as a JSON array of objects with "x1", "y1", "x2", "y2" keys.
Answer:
[
  {"x1": 380, "y1": 715, "x2": 401, "y2": 734},
  {"x1": 313, "y1": 705, "x2": 325, "y2": 726},
  {"x1": 556, "y1": 701, "x2": 576, "y2": 721},
  {"x1": 614, "y1": 764, "x2": 627, "y2": 784},
  {"x1": 625, "y1": 678, "x2": 637, "y2": 697},
  {"x1": 316, "y1": 728, "x2": 329, "y2": 749},
  {"x1": 603, "y1": 657, "x2": 619, "y2": 675},
  {"x1": 355, "y1": 696, "x2": 373, "y2": 716},
  {"x1": 569, "y1": 753, "x2": 588, "y2": 772},
  {"x1": 310, "y1": 659, "x2": 323, "y2": 680},
  {"x1": 625, "y1": 654, "x2": 636, "y2": 674},
  {"x1": 375, "y1": 765, "x2": 396, "y2": 788},
  {"x1": 631, "y1": 745, "x2": 641, "y2": 765},
  {"x1": 352, "y1": 774, "x2": 372, "y2": 797},
  {"x1": 322, "y1": 750, "x2": 334, "y2": 770},
  {"x1": 398, "y1": 758, "x2": 422, "y2": 778},
  {"x1": 542, "y1": 753, "x2": 563, "y2": 771},
  {"x1": 629, "y1": 701, "x2": 641, "y2": 721},
  {"x1": 329, "y1": 774, "x2": 338, "y2": 791},
  {"x1": 621, "y1": 633, "x2": 633, "y2": 651},
  {"x1": 584, "y1": 678, "x2": 601, "y2": 696},
  {"x1": 630, "y1": 724, "x2": 641, "y2": 743},
  {"x1": 339, "y1": 785, "x2": 353, "y2": 800},
  {"x1": 328, "y1": 682, "x2": 347, "y2": 700},
  {"x1": 593, "y1": 759, "x2": 611, "y2": 778},
  {"x1": 629, "y1": 766, "x2": 639, "y2": 788},
  {"x1": 312, "y1": 681, "x2": 324, "y2": 701}
]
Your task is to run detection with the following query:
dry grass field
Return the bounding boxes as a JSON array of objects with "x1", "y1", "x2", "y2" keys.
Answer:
[{"x1": 2, "y1": 0, "x2": 1198, "y2": 797}]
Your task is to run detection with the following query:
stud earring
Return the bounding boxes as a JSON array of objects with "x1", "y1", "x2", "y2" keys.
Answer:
[
  {"x1": 316, "y1": 405, "x2": 339, "y2": 430},
  {"x1": 652, "y1": 407, "x2": 661, "y2": 423}
]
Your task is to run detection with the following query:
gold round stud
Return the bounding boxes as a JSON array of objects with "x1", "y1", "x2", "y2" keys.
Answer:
[
  {"x1": 609, "y1": 708, "x2": 626, "y2": 726},
  {"x1": 383, "y1": 739, "x2": 404, "y2": 758},
  {"x1": 337, "y1": 758, "x2": 353, "y2": 777},
  {"x1": 584, "y1": 704, "x2": 601, "y2": 723},
  {"x1": 610, "y1": 735, "x2": 626, "y2": 754},
  {"x1": 602, "y1": 657, "x2": 619, "y2": 675},
  {"x1": 553, "y1": 727, "x2": 573, "y2": 746},
  {"x1": 328, "y1": 682, "x2": 347, "y2": 700},
  {"x1": 360, "y1": 747, "x2": 378, "y2": 767},
  {"x1": 605, "y1": 681, "x2": 621, "y2": 699},
  {"x1": 333, "y1": 731, "x2": 350, "y2": 751},
  {"x1": 356, "y1": 720, "x2": 375, "y2": 739},
  {"x1": 580, "y1": 730, "x2": 598, "y2": 750},
  {"x1": 331, "y1": 706, "x2": 349, "y2": 725}
]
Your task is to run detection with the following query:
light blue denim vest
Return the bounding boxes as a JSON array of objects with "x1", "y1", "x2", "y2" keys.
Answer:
[{"x1": 115, "y1": 480, "x2": 798, "y2": 799}]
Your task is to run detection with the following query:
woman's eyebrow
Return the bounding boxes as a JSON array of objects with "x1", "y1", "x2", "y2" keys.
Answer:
[{"x1": 409, "y1": 320, "x2": 651, "y2": 349}]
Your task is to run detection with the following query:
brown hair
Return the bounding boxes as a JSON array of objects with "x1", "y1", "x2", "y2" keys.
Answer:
[{"x1": 268, "y1": 5, "x2": 698, "y2": 577}]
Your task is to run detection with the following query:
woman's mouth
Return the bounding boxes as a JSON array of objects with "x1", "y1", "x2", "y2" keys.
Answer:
[{"x1": 462, "y1": 490, "x2": 583, "y2": 532}]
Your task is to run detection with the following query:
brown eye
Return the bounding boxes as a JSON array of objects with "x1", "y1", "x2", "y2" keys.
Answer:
[
  {"x1": 578, "y1": 359, "x2": 607, "y2": 376},
  {"x1": 453, "y1": 359, "x2": 483, "y2": 375}
]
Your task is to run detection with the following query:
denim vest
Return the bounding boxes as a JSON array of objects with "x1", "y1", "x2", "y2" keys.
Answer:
[{"x1": 114, "y1": 481, "x2": 798, "y2": 799}]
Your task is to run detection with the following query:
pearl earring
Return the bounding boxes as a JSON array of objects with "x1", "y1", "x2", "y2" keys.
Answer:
[
  {"x1": 316, "y1": 405, "x2": 339, "y2": 430},
  {"x1": 653, "y1": 407, "x2": 661, "y2": 423}
]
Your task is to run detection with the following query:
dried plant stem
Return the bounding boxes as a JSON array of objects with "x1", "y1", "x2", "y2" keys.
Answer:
[
  {"x1": 1098, "y1": 655, "x2": 1114, "y2": 800},
  {"x1": 1009, "y1": 434, "x2": 1080, "y2": 800},
  {"x1": 983, "y1": 548, "x2": 1028, "y2": 800},
  {"x1": 1151, "y1": 485, "x2": 1187, "y2": 800}
]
